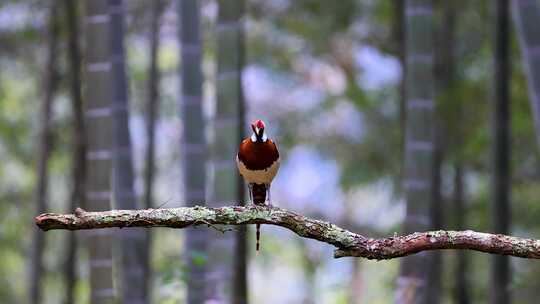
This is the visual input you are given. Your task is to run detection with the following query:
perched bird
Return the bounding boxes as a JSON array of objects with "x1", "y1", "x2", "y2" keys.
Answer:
[{"x1": 237, "y1": 119, "x2": 280, "y2": 252}]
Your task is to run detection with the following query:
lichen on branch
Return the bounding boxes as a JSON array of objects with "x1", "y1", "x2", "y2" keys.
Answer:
[{"x1": 35, "y1": 205, "x2": 540, "y2": 260}]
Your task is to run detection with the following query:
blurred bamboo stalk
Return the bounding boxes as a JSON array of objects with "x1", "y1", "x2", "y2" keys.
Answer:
[
  {"x1": 209, "y1": 0, "x2": 247, "y2": 302},
  {"x1": 108, "y1": 0, "x2": 147, "y2": 302},
  {"x1": 397, "y1": 0, "x2": 436, "y2": 302},
  {"x1": 490, "y1": 1, "x2": 511, "y2": 303},
  {"x1": 426, "y1": 1, "x2": 458, "y2": 302},
  {"x1": 63, "y1": 0, "x2": 85, "y2": 303},
  {"x1": 143, "y1": 0, "x2": 165, "y2": 302},
  {"x1": 217, "y1": 0, "x2": 249, "y2": 303},
  {"x1": 453, "y1": 165, "x2": 470, "y2": 304},
  {"x1": 512, "y1": 0, "x2": 540, "y2": 152},
  {"x1": 29, "y1": 2, "x2": 59, "y2": 303},
  {"x1": 84, "y1": 0, "x2": 115, "y2": 302},
  {"x1": 178, "y1": 0, "x2": 209, "y2": 303}
]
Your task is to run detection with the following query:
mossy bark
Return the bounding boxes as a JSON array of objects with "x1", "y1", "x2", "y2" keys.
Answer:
[{"x1": 36, "y1": 206, "x2": 540, "y2": 260}]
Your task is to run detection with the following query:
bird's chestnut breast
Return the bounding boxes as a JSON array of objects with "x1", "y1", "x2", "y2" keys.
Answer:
[{"x1": 237, "y1": 138, "x2": 280, "y2": 171}]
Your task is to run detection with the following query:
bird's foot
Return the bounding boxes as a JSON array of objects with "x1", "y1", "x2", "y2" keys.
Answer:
[{"x1": 248, "y1": 183, "x2": 256, "y2": 206}]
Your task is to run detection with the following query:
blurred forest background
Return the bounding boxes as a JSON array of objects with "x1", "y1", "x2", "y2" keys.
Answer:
[{"x1": 3, "y1": 0, "x2": 540, "y2": 303}]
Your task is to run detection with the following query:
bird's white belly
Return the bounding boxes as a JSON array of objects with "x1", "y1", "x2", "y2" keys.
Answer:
[{"x1": 236, "y1": 156, "x2": 280, "y2": 185}]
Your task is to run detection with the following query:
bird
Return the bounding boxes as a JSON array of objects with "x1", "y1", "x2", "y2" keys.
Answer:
[{"x1": 236, "y1": 119, "x2": 280, "y2": 252}]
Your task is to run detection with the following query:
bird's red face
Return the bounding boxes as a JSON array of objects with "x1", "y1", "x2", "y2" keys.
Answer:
[{"x1": 251, "y1": 119, "x2": 266, "y2": 137}]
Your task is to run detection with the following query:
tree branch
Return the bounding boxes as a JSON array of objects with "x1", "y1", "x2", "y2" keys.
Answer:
[{"x1": 35, "y1": 205, "x2": 540, "y2": 260}]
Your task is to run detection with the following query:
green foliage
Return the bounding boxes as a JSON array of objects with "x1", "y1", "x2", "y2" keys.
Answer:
[{"x1": 189, "y1": 250, "x2": 208, "y2": 267}]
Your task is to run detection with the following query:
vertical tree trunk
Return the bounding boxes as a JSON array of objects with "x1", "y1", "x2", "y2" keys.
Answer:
[
  {"x1": 298, "y1": 240, "x2": 318, "y2": 304},
  {"x1": 209, "y1": 0, "x2": 247, "y2": 302},
  {"x1": 453, "y1": 165, "x2": 470, "y2": 304},
  {"x1": 29, "y1": 2, "x2": 59, "y2": 303},
  {"x1": 64, "y1": 1, "x2": 85, "y2": 303},
  {"x1": 178, "y1": 1, "x2": 209, "y2": 303},
  {"x1": 84, "y1": 1, "x2": 115, "y2": 302},
  {"x1": 108, "y1": 0, "x2": 147, "y2": 303},
  {"x1": 433, "y1": 2, "x2": 471, "y2": 303},
  {"x1": 427, "y1": 1, "x2": 456, "y2": 302},
  {"x1": 342, "y1": 206, "x2": 363, "y2": 303},
  {"x1": 143, "y1": 0, "x2": 164, "y2": 302},
  {"x1": 222, "y1": 1, "x2": 248, "y2": 303},
  {"x1": 394, "y1": 0, "x2": 406, "y2": 183},
  {"x1": 348, "y1": 259, "x2": 363, "y2": 304},
  {"x1": 491, "y1": 1, "x2": 511, "y2": 303},
  {"x1": 427, "y1": 130, "x2": 443, "y2": 304},
  {"x1": 396, "y1": 1, "x2": 435, "y2": 303},
  {"x1": 512, "y1": 0, "x2": 540, "y2": 151}
]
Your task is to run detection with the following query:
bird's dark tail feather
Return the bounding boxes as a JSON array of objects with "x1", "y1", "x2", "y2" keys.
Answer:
[
  {"x1": 252, "y1": 183, "x2": 266, "y2": 253},
  {"x1": 256, "y1": 224, "x2": 261, "y2": 252},
  {"x1": 252, "y1": 183, "x2": 266, "y2": 205}
]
